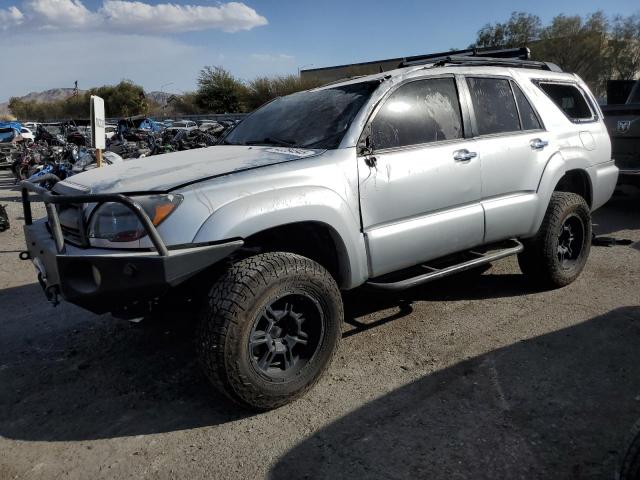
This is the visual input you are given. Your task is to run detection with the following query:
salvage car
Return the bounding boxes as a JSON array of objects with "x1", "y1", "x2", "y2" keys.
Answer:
[
  {"x1": 20, "y1": 127, "x2": 34, "y2": 142},
  {"x1": 20, "y1": 50, "x2": 618, "y2": 410},
  {"x1": 602, "y1": 79, "x2": 640, "y2": 187},
  {"x1": 166, "y1": 120, "x2": 198, "y2": 132}
]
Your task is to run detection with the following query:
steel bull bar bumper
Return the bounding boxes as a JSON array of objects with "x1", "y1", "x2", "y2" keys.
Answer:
[{"x1": 21, "y1": 181, "x2": 243, "y2": 314}]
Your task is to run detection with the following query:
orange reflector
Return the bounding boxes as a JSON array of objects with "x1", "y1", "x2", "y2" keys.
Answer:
[{"x1": 152, "y1": 203, "x2": 176, "y2": 225}]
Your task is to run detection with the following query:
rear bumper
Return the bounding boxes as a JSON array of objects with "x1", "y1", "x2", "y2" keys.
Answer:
[
  {"x1": 24, "y1": 219, "x2": 242, "y2": 314},
  {"x1": 617, "y1": 163, "x2": 640, "y2": 186},
  {"x1": 589, "y1": 161, "x2": 619, "y2": 211}
]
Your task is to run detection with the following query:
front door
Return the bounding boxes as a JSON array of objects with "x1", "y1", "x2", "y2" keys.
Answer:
[{"x1": 358, "y1": 76, "x2": 484, "y2": 277}]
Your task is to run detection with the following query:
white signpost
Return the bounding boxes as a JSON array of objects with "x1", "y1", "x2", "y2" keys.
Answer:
[{"x1": 90, "y1": 95, "x2": 106, "y2": 167}]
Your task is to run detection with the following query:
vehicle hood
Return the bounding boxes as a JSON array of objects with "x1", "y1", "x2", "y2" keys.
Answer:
[{"x1": 57, "y1": 145, "x2": 323, "y2": 194}]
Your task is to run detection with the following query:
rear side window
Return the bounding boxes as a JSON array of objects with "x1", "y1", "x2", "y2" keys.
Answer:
[
  {"x1": 537, "y1": 83, "x2": 593, "y2": 121},
  {"x1": 467, "y1": 77, "x2": 520, "y2": 135},
  {"x1": 512, "y1": 82, "x2": 542, "y2": 131},
  {"x1": 371, "y1": 77, "x2": 463, "y2": 150}
]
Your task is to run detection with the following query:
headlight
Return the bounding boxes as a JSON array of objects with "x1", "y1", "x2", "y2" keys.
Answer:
[{"x1": 88, "y1": 194, "x2": 182, "y2": 243}]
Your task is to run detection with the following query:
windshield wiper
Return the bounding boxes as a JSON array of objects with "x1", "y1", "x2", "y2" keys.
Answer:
[{"x1": 244, "y1": 136, "x2": 298, "y2": 148}]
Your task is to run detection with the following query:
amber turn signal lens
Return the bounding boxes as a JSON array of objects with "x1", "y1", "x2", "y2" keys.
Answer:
[{"x1": 152, "y1": 202, "x2": 178, "y2": 226}]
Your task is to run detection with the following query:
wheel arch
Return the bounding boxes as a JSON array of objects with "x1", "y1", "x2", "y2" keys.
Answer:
[
  {"x1": 554, "y1": 169, "x2": 593, "y2": 208},
  {"x1": 242, "y1": 221, "x2": 352, "y2": 288},
  {"x1": 192, "y1": 186, "x2": 369, "y2": 289},
  {"x1": 530, "y1": 152, "x2": 594, "y2": 236}
]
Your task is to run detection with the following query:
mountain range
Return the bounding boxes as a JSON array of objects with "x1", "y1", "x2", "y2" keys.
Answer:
[{"x1": 0, "y1": 89, "x2": 174, "y2": 118}]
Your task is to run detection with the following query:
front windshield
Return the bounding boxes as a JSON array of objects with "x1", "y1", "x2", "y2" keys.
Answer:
[{"x1": 223, "y1": 81, "x2": 379, "y2": 150}]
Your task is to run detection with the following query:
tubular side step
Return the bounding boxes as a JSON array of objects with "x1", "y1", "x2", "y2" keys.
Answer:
[{"x1": 366, "y1": 239, "x2": 523, "y2": 291}]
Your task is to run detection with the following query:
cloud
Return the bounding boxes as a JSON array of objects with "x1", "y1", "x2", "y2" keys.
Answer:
[
  {"x1": 0, "y1": 6, "x2": 24, "y2": 29},
  {"x1": 250, "y1": 53, "x2": 295, "y2": 62},
  {"x1": 24, "y1": 0, "x2": 99, "y2": 28},
  {"x1": 100, "y1": 0, "x2": 267, "y2": 33},
  {"x1": 0, "y1": 0, "x2": 267, "y2": 33}
]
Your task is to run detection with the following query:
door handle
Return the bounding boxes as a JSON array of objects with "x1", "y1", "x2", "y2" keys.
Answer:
[
  {"x1": 530, "y1": 138, "x2": 549, "y2": 150},
  {"x1": 453, "y1": 149, "x2": 477, "y2": 162}
]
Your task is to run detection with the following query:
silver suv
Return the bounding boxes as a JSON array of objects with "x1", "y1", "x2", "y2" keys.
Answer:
[{"x1": 21, "y1": 55, "x2": 618, "y2": 409}]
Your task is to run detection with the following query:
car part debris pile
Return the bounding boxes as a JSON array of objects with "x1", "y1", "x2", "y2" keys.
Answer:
[{"x1": 0, "y1": 117, "x2": 239, "y2": 190}]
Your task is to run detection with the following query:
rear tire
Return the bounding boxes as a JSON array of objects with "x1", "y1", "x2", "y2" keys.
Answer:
[
  {"x1": 518, "y1": 192, "x2": 591, "y2": 288},
  {"x1": 196, "y1": 252, "x2": 343, "y2": 410}
]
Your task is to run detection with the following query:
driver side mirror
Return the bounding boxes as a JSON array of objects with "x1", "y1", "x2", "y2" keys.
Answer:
[{"x1": 358, "y1": 134, "x2": 375, "y2": 156}]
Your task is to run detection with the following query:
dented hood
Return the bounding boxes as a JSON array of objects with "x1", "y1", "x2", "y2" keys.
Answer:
[{"x1": 57, "y1": 145, "x2": 323, "y2": 194}]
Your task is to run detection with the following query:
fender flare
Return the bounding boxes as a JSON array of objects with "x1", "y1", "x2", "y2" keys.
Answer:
[
  {"x1": 192, "y1": 186, "x2": 369, "y2": 289},
  {"x1": 530, "y1": 151, "x2": 594, "y2": 235}
]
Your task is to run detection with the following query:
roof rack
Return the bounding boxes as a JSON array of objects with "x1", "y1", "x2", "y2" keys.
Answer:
[{"x1": 398, "y1": 47, "x2": 562, "y2": 72}]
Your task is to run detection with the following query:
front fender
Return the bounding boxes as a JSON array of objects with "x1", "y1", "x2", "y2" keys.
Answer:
[{"x1": 192, "y1": 186, "x2": 369, "y2": 289}]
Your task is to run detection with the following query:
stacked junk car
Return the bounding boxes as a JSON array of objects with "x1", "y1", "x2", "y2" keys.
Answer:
[{"x1": 0, "y1": 116, "x2": 237, "y2": 191}]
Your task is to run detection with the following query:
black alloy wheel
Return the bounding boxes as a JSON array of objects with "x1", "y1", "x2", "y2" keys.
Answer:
[{"x1": 248, "y1": 293, "x2": 323, "y2": 381}]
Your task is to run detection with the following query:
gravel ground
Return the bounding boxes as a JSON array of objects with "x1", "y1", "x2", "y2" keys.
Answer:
[{"x1": 0, "y1": 169, "x2": 639, "y2": 480}]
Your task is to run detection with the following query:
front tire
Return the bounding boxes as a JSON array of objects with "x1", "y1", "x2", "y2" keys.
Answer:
[
  {"x1": 518, "y1": 192, "x2": 591, "y2": 288},
  {"x1": 196, "y1": 252, "x2": 343, "y2": 410}
]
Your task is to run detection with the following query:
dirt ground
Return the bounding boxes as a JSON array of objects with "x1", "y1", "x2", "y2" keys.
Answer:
[{"x1": 0, "y1": 168, "x2": 639, "y2": 480}]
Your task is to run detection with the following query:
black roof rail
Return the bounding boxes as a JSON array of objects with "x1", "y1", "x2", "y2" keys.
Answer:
[
  {"x1": 398, "y1": 46, "x2": 562, "y2": 72},
  {"x1": 400, "y1": 46, "x2": 530, "y2": 66},
  {"x1": 431, "y1": 56, "x2": 562, "y2": 72}
]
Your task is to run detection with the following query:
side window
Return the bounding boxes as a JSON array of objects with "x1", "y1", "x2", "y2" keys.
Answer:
[
  {"x1": 537, "y1": 83, "x2": 593, "y2": 121},
  {"x1": 467, "y1": 77, "x2": 520, "y2": 135},
  {"x1": 512, "y1": 82, "x2": 542, "y2": 131},
  {"x1": 371, "y1": 77, "x2": 463, "y2": 150}
]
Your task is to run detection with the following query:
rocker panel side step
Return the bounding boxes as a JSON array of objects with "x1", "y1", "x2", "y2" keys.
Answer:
[{"x1": 366, "y1": 239, "x2": 523, "y2": 291}]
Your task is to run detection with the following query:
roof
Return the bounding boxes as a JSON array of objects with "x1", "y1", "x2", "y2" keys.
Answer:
[{"x1": 314, "y1": 59, "x2": 570, "y2": 92}]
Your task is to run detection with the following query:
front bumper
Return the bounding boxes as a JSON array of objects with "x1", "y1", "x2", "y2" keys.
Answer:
[
  {"x1": 21, "y1": 181, "x2": 243, "y2": 314},
  {"x1": 24, "y1": 220, "x2": 242, "y2": 314}
]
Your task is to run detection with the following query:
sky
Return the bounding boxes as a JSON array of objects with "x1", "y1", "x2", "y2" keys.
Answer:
[{"x1": 0, "y1": 0, "x2": 638, "y2": 101}]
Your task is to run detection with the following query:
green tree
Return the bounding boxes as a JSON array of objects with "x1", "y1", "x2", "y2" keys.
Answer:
[
  {"x1": 88, "y1": 80, "x2": 148, "y2": 117},
  {"x1": 534, "y1": 12, "x2": 610, "y2": 95},
  {"x1": 244, "y1": 74, "x2": 322, "y2": 110},
  {"x1": 171, "y1": 92, "x2": 202, "y2": 115},
  {"x1": 608, "y1": 14, "x2": 640, "y2": 80},
  {"x1": 9, "y1": 80, "x2": 149, "y2": 120},
  {"x1": 474, "y1": 12, "x2": 542, "y2": 48},
  {"x1": 196, "y1": 66, "x2": 246, "y2": 113},
  {"x1": 471, "y1": 11, "x2": 640, "y2": 97}
]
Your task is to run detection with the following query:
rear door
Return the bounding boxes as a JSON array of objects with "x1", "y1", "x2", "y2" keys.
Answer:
[
  {"x1": 462, "y1": 76, "x2": 550, "y2": 243},
  {"x1": 358, "y1": 75, "x2": 484, "y2": 277}
]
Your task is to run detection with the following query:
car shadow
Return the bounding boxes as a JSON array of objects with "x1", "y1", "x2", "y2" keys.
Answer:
[
  {"x1": 0, "y1": 271, "x2": 543, "y2": 443},
  {"x1": 0, "y1": 283, "x2": 250, "y2": 442},
  {"x1": 271, "y1": 306, "x2": 640, "y2": 479},
  {"x1": 342, "y1": 269, "x2": 542, "y2": 336},
  {"x1": 593, "y1": 186, "x2": 640, "y2": 238}
]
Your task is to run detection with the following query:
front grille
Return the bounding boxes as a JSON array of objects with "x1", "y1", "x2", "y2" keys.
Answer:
[
  {"x1": 57, "y1": 204, "x2": 88, "y2": 246},
  {"x1": 49, "y1": 182, "x2": 92, "y2": 247}
]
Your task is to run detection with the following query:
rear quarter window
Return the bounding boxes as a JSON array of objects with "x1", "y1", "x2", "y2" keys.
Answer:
[{"x1": 537, "y1": 82, "x2": 594, "y2": 121}]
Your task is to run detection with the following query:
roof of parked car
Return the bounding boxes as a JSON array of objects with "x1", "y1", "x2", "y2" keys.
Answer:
[{"x1": 314, "y1": 63, "x2": 576, "y2": 92}]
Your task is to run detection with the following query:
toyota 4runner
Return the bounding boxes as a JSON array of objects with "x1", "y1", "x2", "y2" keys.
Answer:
[{"x1": 21, "y1": 53, "x2": 618, "y2": 410}]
